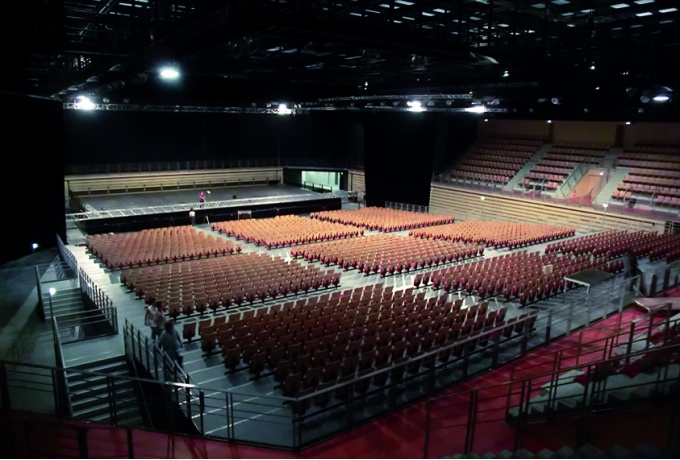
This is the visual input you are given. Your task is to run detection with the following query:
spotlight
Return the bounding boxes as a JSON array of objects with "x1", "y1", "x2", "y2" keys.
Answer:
[
  {"x1": 159, "y1": 66, "x2": 180, "y2": 80},
  {"x1": 406, "y1": 100, "x2": 424, "y2": 112},
  {"x1": 464, "y1": 105, "x2": 486, "y2": 113}
]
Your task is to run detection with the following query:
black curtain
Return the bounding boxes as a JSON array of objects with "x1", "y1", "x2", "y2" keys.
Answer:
[
  {"x1": 0, "y1": 94, "x2": 65, "y2": 264},
  {"x1": 363, "y1": 112, "x2": 436, "y2": 207}
]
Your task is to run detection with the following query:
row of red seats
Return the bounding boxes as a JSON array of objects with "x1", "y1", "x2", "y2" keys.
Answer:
[
  {"x1": 622, "y1": 175, "x2": 680, "y2": 187},
  {"x1": 87, "y1": 225, "x2": 242, "y2": 269},
  {"x1": 121, "y1": 253, "x2": 341, "y2": 316},
  {"x1": 627, "y1": 167, "x2": 680, "y2": 178},
  {"x1": 450, "y1": 171, "x2": 510, "y2": 184},
  {"x1": 184, "y1": 282, "x2": 534, "y2": 402},
  {"x1": 290, "y1": 234, "x2": 483, "y2": 276},
  {"x1": 310, "y1": 207, "x2": 456, "y2": 232},
  {"x1": 656, "y1": 195, "x2": 680, "y2": 208},
  {"x1": 409, "y1": 221, "x2": 575, "y2": 250},
  {"x1": 287, "y1": 311, "x2": 540, "y2": 413},
  {"x1": 210, "y1": 215, "x2": 364, "y2": 249},
  {"x1": 413, "y1": 251, "x2": 611, "y2": 305},
  {"x1": 545, "y1": 230, "x2": 671, "y2": 259}
]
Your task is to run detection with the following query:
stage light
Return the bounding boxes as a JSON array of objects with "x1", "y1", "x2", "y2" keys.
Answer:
[
  {"x1": 277, "y1": 103, "x2": 293, "y2": 115},
  {"x1": 638, "y1": 86, "x2": 673, "y2": 103},
  {"x1": 159, "y1": 66, "x2": 180, "y2": 80},
  {"x1": 74, "y1": 95, "x2": 96, "y2": 110},
  {"x1": 464, "y1": 105, "x2": 486, "y2": 113},
  {"x1": 407, "y1": 101, "x2": 425, "y2": 112}
]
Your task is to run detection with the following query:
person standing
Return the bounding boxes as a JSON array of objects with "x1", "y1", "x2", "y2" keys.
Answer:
[
  {"x1": 144, "y1": 301, "x2": 166, "y2": 342},
  {"x1": 158, "y1": 321, "x2": 184, "y2": 367},
  {"x1": 189, "y1": 208, "x2": 196, "y2": 226},
  {"x1": 199, "y1": 191, "x2": 205, "y2": 203},
  {"x1": 622, "y1": 249, "x2": 643, "y2": 294}
]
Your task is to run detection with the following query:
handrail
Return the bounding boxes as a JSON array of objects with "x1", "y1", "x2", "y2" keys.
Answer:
[
  {"x1": 57, "y1": 234, "x2": 78, "y2": 276},
  {"x1": 424, "y1": 335, "x2": 680, "y2": 457},
  {"x1": 385, "y1": 201, "x2": 430, "y2": 213},
  {"x1": 51, "y1": 316, "x2": 72, "y2": 417},
  {"x1": 78, "y1": 268, "x2": 118, "y2": 335},
  {"x1": 556, "y1": 162, "x2": 590, "y2": 199}
]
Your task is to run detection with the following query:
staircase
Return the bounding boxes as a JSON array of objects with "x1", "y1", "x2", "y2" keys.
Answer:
[
  {"x1": 593, "y1": 167, "x2": 630, "y2": 206},
  {"x1": 66, "y1": 355, "x2": 146, "y2": 427},
  {"x1": 601, "y1": 147, "x2": 622, "y2": 170},
  {"x1": 41, "y1": 286, "x2": 84, "y2": 321},
  {"x1": 505, "y1": 143, "x2": 552, "y2": 192}
]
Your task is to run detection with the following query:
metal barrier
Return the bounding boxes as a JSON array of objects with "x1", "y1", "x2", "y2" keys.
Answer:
[
  {"x1": 423, "y1": 306, "x2": 680, "y2": 458},
  {"x1": 385, "y1": 201, "x2": 430, "y2": 213},
  {"x1": 555, "y1": 163, "x2": 591, "y2": 199},
  {"x1": 57, "y1": 233, "x2": 79, "y2": 276}
]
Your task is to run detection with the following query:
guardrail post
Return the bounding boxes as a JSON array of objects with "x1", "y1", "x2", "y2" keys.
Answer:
[
  {"x1": 185, "y1": 374, "x2": 192, "y2": 421},
  {"x1": 126, "y1": 427, "x2": 134, "y2": 459},
  {"x1": 0, "y1": 363, "x2": 10, "y2": 409},
  {"x1": 77, "y1": 426, "x2": 89, "y2": 458},
  {"x1": 199, "y1": 391, "x2": 205, "y2": 435},
  {"x1": 464, "y1": 390, "x2": 479, "y2": 454},
  {"x1": 423, "y1": 398, "x2": 432, "y2": 459}
]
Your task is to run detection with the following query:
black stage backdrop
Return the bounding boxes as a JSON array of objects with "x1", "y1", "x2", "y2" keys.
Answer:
[
  {"x1": 363, "y1": 112, "x2": 478, "y2": 207},
  {"x1": 63, "y1": 110, "x2": 365, "y2": 167}
]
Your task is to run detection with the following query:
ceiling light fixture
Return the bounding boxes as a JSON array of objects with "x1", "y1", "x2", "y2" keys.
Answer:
[{"x1": 159, "y1": 66, "x2": 180, "y2": 80}]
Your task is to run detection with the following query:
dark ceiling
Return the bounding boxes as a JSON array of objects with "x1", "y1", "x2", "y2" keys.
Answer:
[{"x1": 4, "y1": 0, "x2": 680, "y2": 118}]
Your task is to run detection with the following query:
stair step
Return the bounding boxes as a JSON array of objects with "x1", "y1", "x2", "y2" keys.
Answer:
[
  {"x1": 553, "y1": 446, "x2": 576, "y2": 458},
  {"x1": 513, "y1": 448, "x2": 535, "y2": 458},
  {"x1": 72, "y1": 396, "x2": 139, "y2": 420},
  {"x1": 71, "y1": 387, "x2": 137, "y2": 410},
  {"x1": 69, "y1": 378, "x2": 134, "y2": 398},
  {"x1": 576, "y1": 444, "x2": 606, "y2": 458},
  {"x1": 634, "y1": 442, "x2": 664, "y2": 458},
  {"x1": 535, "y1": 449, "x2": 554, "y2": 459},
  {"x1": 608, "y1": 444, "x2": 636, "y2": 459}
]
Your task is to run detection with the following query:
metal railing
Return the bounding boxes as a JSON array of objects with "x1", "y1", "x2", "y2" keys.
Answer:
[
  {"x1": 423, "y1": 304, "x2": 680, "y2": 458},
  {"x1": 556, "y1": 163, "x2": 591, "y2": 199},
  {"x1": 385, "y1": 201, "x2": 430, "y2": 213}
]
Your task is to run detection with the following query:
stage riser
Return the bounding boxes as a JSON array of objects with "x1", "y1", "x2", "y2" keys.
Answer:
[{"x1": 77, "y1": 197, "x2": 342, "y2": 235}]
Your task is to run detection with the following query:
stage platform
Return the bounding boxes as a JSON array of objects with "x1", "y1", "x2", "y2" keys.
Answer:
[{"x1": 66, "y1": 184, "x2": 348, "y2": 240}]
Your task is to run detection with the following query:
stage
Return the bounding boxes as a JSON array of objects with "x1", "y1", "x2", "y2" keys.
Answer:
[{"x1": 66, "y1": 184, "x2": 348, "y2": 241}]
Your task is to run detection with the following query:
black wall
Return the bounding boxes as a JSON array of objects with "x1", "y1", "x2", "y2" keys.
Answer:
[
  {"x1": 0, "y1": 94, "x2": 65, "y2": 265},
  {"x1": 363, "y1": 112, "x2": 478, "y2": 207},
  {"x1": 63, "y1": 110, "x2": 365, "y2": 167}
]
